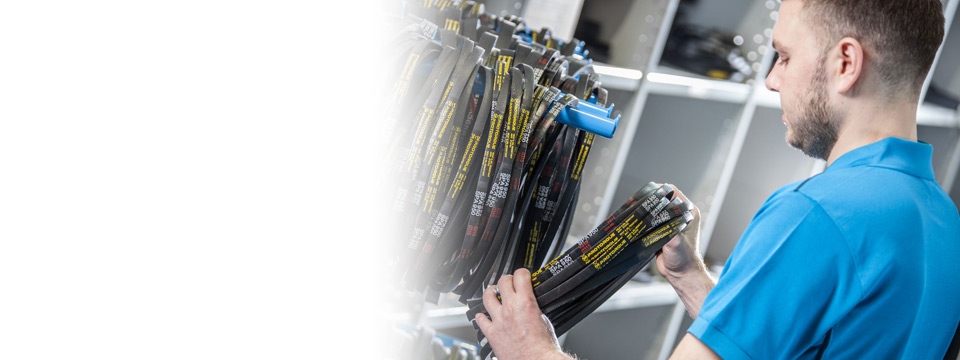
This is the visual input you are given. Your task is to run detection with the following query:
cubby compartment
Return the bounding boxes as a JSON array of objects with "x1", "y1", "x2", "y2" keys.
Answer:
[
  {"x1": 611, "y1": 94, "x2": 744, "y2": 224},
  {"x1": 576, "y1": 0, "x2": 674, "y2": 71},
  {"x1": 563, "y1": 304, "x2": 675, "y2": 359},
  {"x1": 706, "y1": 106, "x2": 817, "y2": 266},
  {"x1": 654, "y1": 0, "x2": 779, "y2": 84}
]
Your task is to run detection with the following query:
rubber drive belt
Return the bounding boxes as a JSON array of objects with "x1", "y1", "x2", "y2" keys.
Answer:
[{"x1": 469, "y1": 184, "x2": 693, "y2": 359}]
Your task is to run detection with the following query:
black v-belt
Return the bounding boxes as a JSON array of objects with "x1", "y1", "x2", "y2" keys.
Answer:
[{"x1": 469, "y1": 184, "x2": 693, "y2": 359}]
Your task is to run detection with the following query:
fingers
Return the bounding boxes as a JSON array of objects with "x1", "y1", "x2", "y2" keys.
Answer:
[
  {"x1": 660, "y1": 183, "x2": 701, "y2": 221},
  {"x1": 513, "y1": 268, "x2": 535, "y2": 300},
  {"x1": 482, "y1": 285, "x2": 502, "y2": 317},
  {"x1": 475, "y1": 312, "x2": 492, "y2": 332},
  {"x1": 497, "y1": 274, "x2": 516, "y2": 301}
]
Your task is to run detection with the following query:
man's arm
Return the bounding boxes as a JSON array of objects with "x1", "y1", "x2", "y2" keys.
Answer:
[
  {"x1": 662, "y1": 268, "x2": 715, "y2": 319},
  {"x1": 656, "y1": 186, "x2": 721, "y2": 359},
  {"x1": 670, "y1": 334, "x2": 722, "y2": 359},
  {"x1": 673, "y1": 190, "x2": 858, "y2": 359}
]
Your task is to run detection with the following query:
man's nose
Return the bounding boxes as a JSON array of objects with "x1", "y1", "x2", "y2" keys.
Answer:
[{"x1": 765, "y1": 67, "x2": 780, "y2": 92}]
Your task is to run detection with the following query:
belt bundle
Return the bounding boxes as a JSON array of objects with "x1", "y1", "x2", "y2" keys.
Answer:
[
  {"x1": 383, "y1": 1, "x2": 691, "y2": 357},
  {"x1": 468, "y1": 183, "x2": 693, "y2": 359}
]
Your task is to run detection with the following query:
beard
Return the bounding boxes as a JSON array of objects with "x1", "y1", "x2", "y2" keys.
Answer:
[{"x1": 787, "y1": 59, "x2": 842, "y2": 160}]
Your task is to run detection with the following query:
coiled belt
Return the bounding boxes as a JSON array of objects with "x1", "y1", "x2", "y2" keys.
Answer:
[{"x1": 468, "y1": 183, "x2": 693, "y2": 359}]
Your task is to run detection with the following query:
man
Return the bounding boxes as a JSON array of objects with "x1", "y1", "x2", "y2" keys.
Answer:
[{"x1": 474, "y1": 0, "x2": 960, "y2": 358}]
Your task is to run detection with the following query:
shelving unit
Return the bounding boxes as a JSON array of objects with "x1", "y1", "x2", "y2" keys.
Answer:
[
  {"x1": 562, "y1": 302, "x2": 674, "y2": 360},
  {"x1": 594, "y1": 63, "x2": 643, "y2": 91},
  {"x1": 408, "y1": 0, "x2": 960, "y2": 358},
  {"x1": 646, "y1": 69, "x2": 751, "y2": 104},
  {"x1": 413, "y1": 281, "x2": 679, "y2": 345}
]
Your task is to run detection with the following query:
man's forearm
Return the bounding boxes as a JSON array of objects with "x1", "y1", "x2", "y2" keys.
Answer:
[
  {"x1": 542, "y1": 351, "x2": 577, "y2": 360},
  {"x1": 663, "y1": 268, "x2": 715, "y2": 319}
]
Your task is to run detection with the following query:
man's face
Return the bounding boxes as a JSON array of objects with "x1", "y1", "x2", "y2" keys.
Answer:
[{"x1": 765, "y1": 1, "x2": 842, "y2": 160}]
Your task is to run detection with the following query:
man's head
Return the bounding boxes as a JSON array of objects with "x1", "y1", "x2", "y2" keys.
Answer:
[{"x1": 765, "y1": 0, "x2": 945, "y2": 160}]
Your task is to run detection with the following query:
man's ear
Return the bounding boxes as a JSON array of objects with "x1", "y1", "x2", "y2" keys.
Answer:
[{"x1": 834, "y1": 37, "x2": 864, "y2": 94}]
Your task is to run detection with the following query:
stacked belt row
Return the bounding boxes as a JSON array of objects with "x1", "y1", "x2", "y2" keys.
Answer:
[{"x1": 383, "y1": 2, "x2": 693, "y2": 358}]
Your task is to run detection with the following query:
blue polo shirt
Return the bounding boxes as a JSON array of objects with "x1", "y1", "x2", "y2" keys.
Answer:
[{"x1": 688, "y1": 137, "x2": 960, "y2": 359}]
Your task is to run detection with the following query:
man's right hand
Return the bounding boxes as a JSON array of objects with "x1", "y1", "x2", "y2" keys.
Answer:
[
  {"x1": 657, "y1": 184, "x2": 706, "y2": 280},
  {"x1": 655, "y1": 184, "x2": 705, "y2": 279},
  {"x1": 654, "y1": 184, "x2": 715, "y2": 319}
]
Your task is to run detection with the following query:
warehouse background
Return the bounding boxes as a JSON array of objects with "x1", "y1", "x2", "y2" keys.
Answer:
[{"x1": 398, "y1": 0, "x2": 960, "y2": 359}]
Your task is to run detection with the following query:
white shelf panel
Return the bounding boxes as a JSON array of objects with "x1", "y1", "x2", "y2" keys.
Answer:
[
  {"x1": 645, "y1": 69, "x2": 751, "y2": 104},
  {"x1": 421, "y1": 304, "x2": 471, "y2": 330},
  {"x1": 754, "y1": 87, "x2": 780, "y2": 109},
  {"x1": 594, "y1": 63, "x2": 644, "y2": 92},
  {"x1": 918, "y1": 103, "x2": 960, "y2": 127},
  {"x1": 416, "y1": 281, "x2": 678, "y2": 330}
]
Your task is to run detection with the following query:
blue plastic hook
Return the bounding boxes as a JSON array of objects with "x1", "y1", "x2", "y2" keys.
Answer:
[{"x1": 553, "y1": 95, "x2": 620, "y2": 138}]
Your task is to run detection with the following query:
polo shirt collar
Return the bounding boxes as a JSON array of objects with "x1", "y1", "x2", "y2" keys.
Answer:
[{"x1": 825, "y1": 137, "x2": 935, "y2": 180}]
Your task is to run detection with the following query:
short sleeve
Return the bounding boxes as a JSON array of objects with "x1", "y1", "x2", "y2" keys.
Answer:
[{"x1": 688, "y1": 191, "x2": 863, "y2": 360}]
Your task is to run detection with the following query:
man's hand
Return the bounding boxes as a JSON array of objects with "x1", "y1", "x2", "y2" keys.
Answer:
[
  {"x1": 655, "y1": 184, "x2": 705, "y2": 279},
  {"x1": 654, "y1": 184, "x2": 715, "y2": 319},
  {"x1": 474, "y1": 268, "x2": 573, "y2": 360}
]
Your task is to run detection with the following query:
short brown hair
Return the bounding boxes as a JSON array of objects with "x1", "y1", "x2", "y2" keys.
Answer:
[{"x1": 798, "y1": 0, "x2": 945, "y2": 96}]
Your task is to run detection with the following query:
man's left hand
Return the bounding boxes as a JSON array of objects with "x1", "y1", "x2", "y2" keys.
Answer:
[{"x1": 473, "y1": 268, "x2": 572, "y2": 360}]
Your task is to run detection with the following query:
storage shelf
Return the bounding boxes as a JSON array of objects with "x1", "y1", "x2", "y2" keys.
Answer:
[
  {"x1": 754, "y1": 87, "x2": 779, "y2": 109},
  {"x1": 918, "y1": 103, "x2": 960, "y2": 127},
  {"x1": 646, "y1": 67, "x2": 751, "y2": 104},
  {"x1": 420, "y1": 304, "x2": 471, "y2": 330},
  {"x1": 415, "y1": 281, "x2": 677, "y2": 330},
  {"x1": 594, "y1": 63, "x2": 644, "y2": 92}
]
